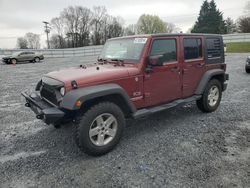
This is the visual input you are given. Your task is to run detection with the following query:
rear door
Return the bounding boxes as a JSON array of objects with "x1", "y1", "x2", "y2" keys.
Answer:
[
  {"x1": 26, "y1": 52, "x2": 35, "y2": 61},
  {"x1": 143, "y1": 37, "x2": 182, "y2": 107},
  {"x1": 17, "y1": 52, "x2": 27, "y2": 61},
  {"x1": 181, "y1": 37, "x2": 205, "y2": 98}
]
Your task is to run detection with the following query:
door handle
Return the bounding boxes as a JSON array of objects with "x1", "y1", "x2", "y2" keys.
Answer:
[{"x1": 196, "y1": 63, "x2": 204, "y2": 68}]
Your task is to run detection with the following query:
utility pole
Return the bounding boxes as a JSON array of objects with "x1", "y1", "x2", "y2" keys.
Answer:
[{"x1": 43, "y1": 21, "x2": 50, "y2": 49}]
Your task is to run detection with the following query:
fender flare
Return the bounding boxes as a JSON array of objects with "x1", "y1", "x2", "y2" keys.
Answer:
[
  {"x1": 195, "y1": 69, "x2": 225, "y2": 95},
  {"x1": 60, "y1": 83, "x2": 136, "y2": 112}
]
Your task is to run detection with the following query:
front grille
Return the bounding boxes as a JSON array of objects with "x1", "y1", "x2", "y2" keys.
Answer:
[{"x1": 40, "y1": 85, "x2": 58, "y2": 106}]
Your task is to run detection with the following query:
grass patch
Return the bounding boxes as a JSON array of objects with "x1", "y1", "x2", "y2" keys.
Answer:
[{"x1": 226, "y1": 42, "x2": 250, "y2": 53}]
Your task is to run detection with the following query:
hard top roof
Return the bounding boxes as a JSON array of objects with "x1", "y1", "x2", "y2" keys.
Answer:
[{"x1": 108, "y1": 33, "x2": 222, "y2": 40}]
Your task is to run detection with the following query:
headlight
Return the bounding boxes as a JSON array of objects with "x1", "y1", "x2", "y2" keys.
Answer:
[{"x1": 60, "y1": 87, "x2": 65, "y2": 96}]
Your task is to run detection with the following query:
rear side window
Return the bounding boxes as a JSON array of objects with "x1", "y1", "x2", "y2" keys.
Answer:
[
  {"x1": 184, "y1": 38, "x2": 202, "y2": 60},
  {"x1": 206, "y1": 38, "x2": 221, "y2": 59},
  {"x1": 150, "y1": 39, "x2": 177, "y2": 63}
]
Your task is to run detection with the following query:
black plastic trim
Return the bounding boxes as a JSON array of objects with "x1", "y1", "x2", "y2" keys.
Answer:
[
  {"x1": 133, "y1": 95, "x2": 201, "y2": 119},
  {"x1": 21, "y1": 91, "x2": 65, "y2": 125},
  {"x1": 60, "y1": 84, "x2": 136, "y2": 112},
  {"x1": 195, "y1": 69, "x2": 227, "y2": 95}
]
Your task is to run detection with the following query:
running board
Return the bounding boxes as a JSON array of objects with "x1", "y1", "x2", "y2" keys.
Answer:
[{"x1": 133, "y1": 95, "x2": 201, "y2": 119}]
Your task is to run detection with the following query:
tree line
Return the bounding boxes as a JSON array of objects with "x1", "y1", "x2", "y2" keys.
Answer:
[
  {"x1": 191, "y1": 0, "x2": 250, "y2": 34},
  {"x1": 16, "y1": 1, "x2": 250, "y2": 49}
]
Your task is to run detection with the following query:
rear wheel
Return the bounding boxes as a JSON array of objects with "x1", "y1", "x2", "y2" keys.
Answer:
[
  {"x1": 34, "y1": 57, "x2": 40, "y2": 63},
  {"x1": 196, "y1": 79, "x2": 222, "y2": 113},
  {"x1": 75, "y1": 102, "x2": 125, "y2": 156}
]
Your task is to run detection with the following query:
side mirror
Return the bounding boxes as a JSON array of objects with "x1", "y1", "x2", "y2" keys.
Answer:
[{"x1": 148, "y1": 55, "x2": 163, "y2": 66}]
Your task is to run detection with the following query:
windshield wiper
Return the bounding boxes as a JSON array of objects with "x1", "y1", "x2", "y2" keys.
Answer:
[
  {"x1": 110, "y1": 58, "x2": 124, "y2": 62},
  {"x1": 97, "y1": 58, "x2": 108, "y2": 62}
]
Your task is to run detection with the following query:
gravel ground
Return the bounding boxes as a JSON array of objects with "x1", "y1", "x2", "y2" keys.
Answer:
[{"x1": 0, "y1": 54, "x2": 249, "y2": 188}]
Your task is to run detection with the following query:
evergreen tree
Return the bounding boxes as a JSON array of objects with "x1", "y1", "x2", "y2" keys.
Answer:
[{"x1": 191, "y1": 0, "x2": 227, "y2": 34}]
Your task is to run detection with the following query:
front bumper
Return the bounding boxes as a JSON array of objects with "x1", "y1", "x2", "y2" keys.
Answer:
[
  {"x1": 2, "y1": 58, "x2": 11, "y2": 63},
  {"x1": 21, "y1": 91, "x2": 65, "y2": 125}
]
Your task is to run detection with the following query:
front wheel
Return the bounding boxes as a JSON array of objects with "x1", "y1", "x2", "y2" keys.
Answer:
[
  {"x1": 196, "y1": 79, "x2": 222, "y2": 113},
  {"x1": 11, "y1": 59, "x2": 17, "y2": 65},
  {"x1": 75, "y1": 102, "x2": 125, "y2": 156}
]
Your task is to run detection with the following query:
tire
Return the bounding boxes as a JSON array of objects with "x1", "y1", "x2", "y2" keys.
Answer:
[
  {"x1": 11, "y1": 59, "x2": 17, "y2": 65},
  {"x1": 75, "y1": 102, "x2": 125, "y2": 156},
  {"x1": 34, "y1": 57, "x2": 40, "y2": 63},
  {"x1": 53, "y1": 123, "x2": 61, "y2": 129},
  {"x1": 246, "y1": 67, "x2": 250, "y2": 73},
  {"x1": 196, "y1": 79, "x2": 222, "y2": 113}
]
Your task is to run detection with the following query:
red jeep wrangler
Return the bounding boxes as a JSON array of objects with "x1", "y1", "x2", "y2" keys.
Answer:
[{"x1": 22, "y1": 34, "x2": 229, "y2": 156}]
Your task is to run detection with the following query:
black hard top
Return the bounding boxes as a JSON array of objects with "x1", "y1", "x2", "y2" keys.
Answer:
[{"x1": 109, "y1": 33, "x2": 222, "y2": 40}]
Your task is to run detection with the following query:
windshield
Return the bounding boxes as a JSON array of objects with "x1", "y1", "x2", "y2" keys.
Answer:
[
  {"x1": 12, "y1": 52, "x2": 21, "y2": 56},
  {"x1": 99, "y1": 38, "x2": 148, "y2": 62}
]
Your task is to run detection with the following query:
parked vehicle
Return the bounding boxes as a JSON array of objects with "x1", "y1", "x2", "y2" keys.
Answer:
[
  {"x1": 22, "y1": 34, "x2": 229, "y2": 156},
  {"x1": 2, "y1": 51, "x2": 44, "y2": 64},
  {"x1": 246, "y1": 56, "x2": 250, "y2": 73}
]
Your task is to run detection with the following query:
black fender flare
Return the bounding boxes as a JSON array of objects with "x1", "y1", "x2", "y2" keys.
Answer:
[
  {"x1": 195, "y1": 69, "x2": 226, "y2": 95},
  {"x1": 60, "y1": 84, "x2": 136, "y2": 112}
]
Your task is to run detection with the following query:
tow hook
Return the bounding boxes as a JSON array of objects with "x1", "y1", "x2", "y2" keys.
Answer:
[{"x1": 36, "y1": 114, "x2": 44, "y2": 120}]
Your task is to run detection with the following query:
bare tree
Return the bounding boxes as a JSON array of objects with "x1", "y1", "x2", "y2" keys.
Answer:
[
  {"x1": 16, "y1": 37, "x2": 28, "y2": 49},
  {"x1": 25, "y1": 33, "x2": 40, "y2": 49},
  {"x1": 91, "y1": 6, "x2": 108, "y2": 45},
  {"x1": 60, "y1": 6, "x2": 79, "y2": 48},
  {"x1": 238, "y1": 17, "x2": 250, "y2": 33},
  {"x1": 77, "y1": 6, "x2": 92, "y2": 46},
  {"x1": 50, "y1": 5, "x2": 127, "y2": 48},
  {"x1": 124, "y1": 24, "x2": 137, "y2": 36},
  {"x1": 51, "y1": 17, "x2": 65, "y2": 48},
  {"x1": 105, "y1": 16, "x2": 124, "y2": 39}
]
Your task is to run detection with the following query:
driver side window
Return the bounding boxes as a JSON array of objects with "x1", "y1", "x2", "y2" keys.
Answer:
[{"x1": 150, "y1": 39, "x2": 177, "y2": 63}]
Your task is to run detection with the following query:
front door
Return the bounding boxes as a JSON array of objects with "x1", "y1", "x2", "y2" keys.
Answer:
[
  {"x1": 144, "y1": 37, "x2": 182, "y2": 107},
  {"x1": 181, "y1": 37, "x2": 205, "y2": 98},
  {"x1": 18, "y1": 52, "x2": 29, "y2": 61}
]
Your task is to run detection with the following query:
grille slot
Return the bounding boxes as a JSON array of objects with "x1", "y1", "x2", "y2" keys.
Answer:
[{"x1": 40, "y1": 85, "x2": 58, "y2": 105}]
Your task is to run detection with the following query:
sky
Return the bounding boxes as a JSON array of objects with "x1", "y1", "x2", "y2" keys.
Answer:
[{"x1": 0, "y1": 0, "x2": 248, "y2": 49}]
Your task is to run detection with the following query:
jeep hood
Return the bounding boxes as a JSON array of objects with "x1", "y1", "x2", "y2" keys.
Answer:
[{"x1": 45, "y1": 64, "x2": 139, "y2": 88}]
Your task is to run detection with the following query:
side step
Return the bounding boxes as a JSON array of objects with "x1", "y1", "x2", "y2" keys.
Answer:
[{"x1": 133, "y1": 95, "x2": 201, "y2": 119}]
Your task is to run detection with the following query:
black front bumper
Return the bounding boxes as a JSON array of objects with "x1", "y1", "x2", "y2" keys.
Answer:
[
  {"x1": 21, "y1": 91, "x2": 65, "y2": 125},
  {"x1": 2, "y1": 58, "x2": 11, "y2": 63}
]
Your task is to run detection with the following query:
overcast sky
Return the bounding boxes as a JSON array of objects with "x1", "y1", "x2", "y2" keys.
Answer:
[{"x1": 0, "y1": 0, "x2": 248, "y2": 49}]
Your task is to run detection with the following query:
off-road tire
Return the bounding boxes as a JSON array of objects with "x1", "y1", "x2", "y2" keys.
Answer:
[
  {"x1": 196, "y1": 79, "x2": 222, "y2": 113},
  {"x1": 75, "y1": 102, "x2": 125, "y2": 156},
  {"x1": 246, "y1": 67, "x2": 250, "y2": 73},
  {"x1": 53, "y1": 123, "x2": 61, "y2": 129}
]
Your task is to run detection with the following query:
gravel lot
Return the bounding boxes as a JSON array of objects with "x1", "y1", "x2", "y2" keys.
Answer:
[{"x1": 0, "y1": 54, "x2": 249, "y2": 188}]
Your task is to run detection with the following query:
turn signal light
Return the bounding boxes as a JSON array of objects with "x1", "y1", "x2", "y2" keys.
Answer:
[{"x1": 75, "y1": 100, "x2": 82, "y2": 108}]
